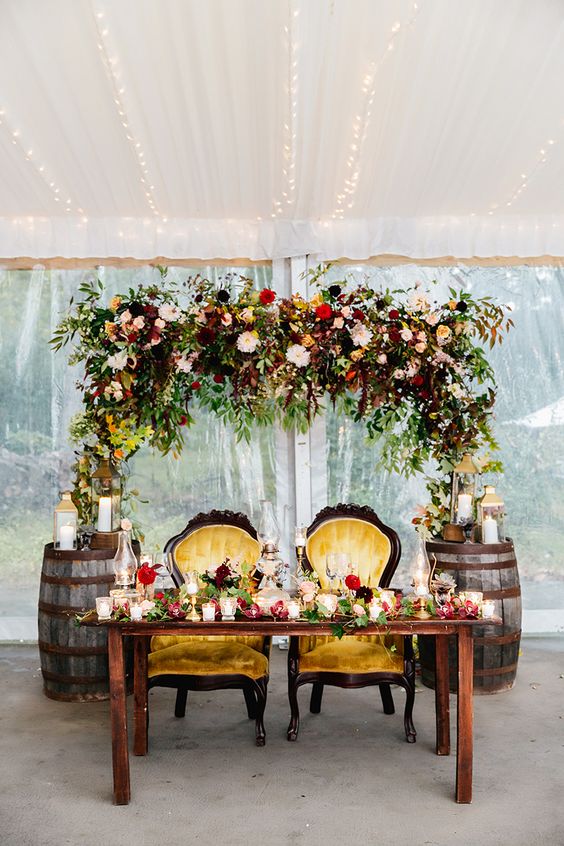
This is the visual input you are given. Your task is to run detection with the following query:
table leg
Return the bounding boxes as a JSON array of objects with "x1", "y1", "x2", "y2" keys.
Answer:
[
  {"x1": 456, "y1": 626, "x2": 474, "y2": 803},
  {"x1": 133, "y1": 637, "x2": 149, "y2": 756},
  {"x1": 108, "y1": 627, "x2": 130, "y2": 805},
  {"x1": 435, "y1": 634, "x2": 450, "y2": 755}
]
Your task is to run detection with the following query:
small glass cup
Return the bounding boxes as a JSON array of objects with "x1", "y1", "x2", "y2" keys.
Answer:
[
  {"x1": 202, "y1": 602, "x2": 216, "y2": 622},
  {"x1": 326, "y1": 552, "x2": 350, "y2": 593},
  {"x1": 129, "y1": 593, "x2": 143, "y2": 621},
  {"x1": 482, "y1": 600, "x2": 495, "y2": 619},
  {"x1": 96, "y1": 596, "x2": 113, "y2": 620},
  {"x1": 287, "y1": 600, "x2": 300, "y2": 620},
  {"x1": 467, "y1": 591, "x2": 483, "y2": 607},
  {"x1": 219, "y1": 596, "x2": 237, "y2": 621}
]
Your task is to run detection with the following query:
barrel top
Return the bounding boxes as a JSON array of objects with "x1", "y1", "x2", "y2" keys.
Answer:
[
  {"x1": 426, "y1": 538, "x2": 514, "y2": 555},
  {"x1": 44, "y1": 541, "x2": 140, "y2": 561}
]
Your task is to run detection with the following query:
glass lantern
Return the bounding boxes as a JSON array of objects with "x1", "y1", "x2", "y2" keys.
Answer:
[
  {"x1": 113, "y1": 530, "x2": 138, "y2": 588},
  {"x1": 478, "y1": 486, "x2": 505, "y2": 544},
  {"x1": 54, "y1": 491, "x2": 78, "y2": 549},
  {"x1": 412, "y1": 537, "x2": 431, "y2": 598},
  {"x1": 257, "y1": 500, "x2": 280, "y2": 549},
  {"x1": 450, "y1": 454, "x2": 479, "y2": 526},
  {"x1": 91, "y1": 458, "x2": 121, "y2": 533}
]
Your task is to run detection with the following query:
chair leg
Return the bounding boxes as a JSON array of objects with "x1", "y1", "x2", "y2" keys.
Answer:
[
  {"x1": 253, "y1": 678, "x2": 267, "y2": 746},
  {"x1": 243, "y1": 684, "x2": 257, "y2": 719},
  {"x1": 379, "y1": 683, "x2": 395, "y2": 715},
  {"x1": 174, "y1": 687, "x2": 188, "y2": 718},
  {"x1": 310, "y1": 682, "x2": 324, "y2": 714},
  {"x1": 403, "y1": 682, "x2": 417, "y2": 743},
  {"x1": 287, "y1": 676, "x2": 300, "y2": 741}
]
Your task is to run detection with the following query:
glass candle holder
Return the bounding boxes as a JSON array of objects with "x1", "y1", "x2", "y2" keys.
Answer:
[
  {"x1": 287, "y1": 600, "x2": 300, "y2": 620},
  {"x1": 220, "y1": 596, "x2": 237, "y2": 621},
  {"x1": 202, "y1": 602, "x2": 216, "y2": 622},
  {"x1": 129, "y1": 592, "x2": 143, "y2": 621},
  {"x1": 96, "y1": 596, "x2": 113, "y2": 620},
  {"x1": 467, "y1": 591, "x2": 483, "y2": 607},
  {"x1": 482, "y1": 600, "x2": 496, "y2": 619}
]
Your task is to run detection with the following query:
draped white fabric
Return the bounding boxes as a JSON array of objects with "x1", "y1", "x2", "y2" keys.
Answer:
[{"x1": 1, "y1": 0, "x2": 564, "y2": 259}]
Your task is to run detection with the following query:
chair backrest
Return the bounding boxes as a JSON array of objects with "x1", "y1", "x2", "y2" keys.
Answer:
[
  {"x1": 164, "y1": 509, "x2": 261, "y2": 587},
  {"x1": 305, "y1": 504, "x2": 401, "y2": 589}
]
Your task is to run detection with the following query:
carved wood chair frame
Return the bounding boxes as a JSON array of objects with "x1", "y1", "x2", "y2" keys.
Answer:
[
  {"x1": 287, "y1": 503, "x2": 416, "y2": 743},
  {"x1": 148, "y1": 509, "x2": 270, "y2": 746}
]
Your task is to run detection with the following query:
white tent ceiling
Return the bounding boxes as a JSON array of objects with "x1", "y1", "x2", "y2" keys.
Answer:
[{"x1": 1, "y1": 0, "x2": 564, "y2": 260}]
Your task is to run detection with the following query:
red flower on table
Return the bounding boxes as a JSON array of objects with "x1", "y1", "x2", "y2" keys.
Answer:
[
  {"x1": 259, "y1": 288, "x2": 276, "y2": 304},
  {"x1": 345, "y1": 574, "x2": 361, "y2": 592},
  {"x1": 191, "y1": 380, "x2": 201, "y2": 390},
  {"x1": 389, "y1": 328, "x2": 401, "y2": 343},
  {"x1": 237, "y1": 595, "x2": 248, "y2": 610},
  {"x1": 389, "y1": 309, "x2": 400, "y2": 320},
  {"x1": 355, "y1": 585, "x2": 373, "y2": 603},
  {"x1": 243, "y1": 603, "x2": 263, "y2": 619},
  {"x1": 315, "y1": 303, "x2": 333, "y2": 320},
  {"x1": 213, "y1": 373, "x2": 224, "y2": 384},
  {"x1": 352, "y1": 309, "x2": 365, "y2": 321},
  {"x1": 458, "y1": 600, "x2": 479, "y2": 619},
  {"x1": 154, "y1": 592, "x2": 165, "y2": 601},
  {"x1": 270, "y1": 600, "x2": 289, "y2": 619},
  {"x1": 167, "y1": 601, "x2": 186, "y2": 619},
  {"x1": 196, "y1": 326, "x2": 216, "y2": 345},
  {"x1": 213, "y1": 563, "x2": 231, "y2": 588},
  {"x1": 412, "y1": 374, "x2": 424, "y2": 387},
  {"x1": 436, "y1": 601, "x2": 454, "y2": 619},
  {"x1": 137, "y1": 562, "x2": 159, "y2": 585}
]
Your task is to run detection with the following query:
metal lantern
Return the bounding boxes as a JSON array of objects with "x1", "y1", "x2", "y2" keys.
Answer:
[
  {"x1": 91, "y1": 458, "x2": 121, "y2": 533},
  {"x1": 53, "y1": 491, "x2": 78, "y2": 549},
  {"x1": 450, "y1": 454, "x2": 479, "y2": 526},
  {"x1": 477, "y1": 485, "x2": 505, "y2": 544}
]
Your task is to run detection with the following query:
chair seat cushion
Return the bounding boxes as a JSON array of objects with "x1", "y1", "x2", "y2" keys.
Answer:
[
  {"x1": 299, "y1": 636, "x2": 404, "y2": 674},
  {"x1": 148, "y1": 640, "x2": 268, "y2": 680},
  {"x1": 151, "y1": 634, "x2": 265, "y2": 653}
]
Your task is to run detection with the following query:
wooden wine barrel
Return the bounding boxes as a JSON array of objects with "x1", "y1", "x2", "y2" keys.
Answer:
[
  {"x1": 38, "y1": 543, "x2": 138, "y2": 702},
  {"x1": 419, "y1": 538, "x2": 521, "y2": 694}
]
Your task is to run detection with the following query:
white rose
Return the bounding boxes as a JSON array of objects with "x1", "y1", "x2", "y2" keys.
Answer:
[
  {"x1": 448, "y1": 383, "x2": 464, "y2": 399},
  {"x1": 341, "y1": 306, "x2": 351, "y2": 318},
  {"x1": 425, "y1": 312, "x2": 440, "y2": 326},
  {"x1": 221, "y1": 313, "x2": 233, "y2": 326},
  {"x1": 400, "y1": 327, "x2": 413, "y2": 342},
  {"x1": 353, "y1": 603, "x2": 365, "y2": 617},
  {"x1": 333, "y1": 316, "x2": 344, "y2": 329},
  {"x1": 415, "y1": 341, "x2": 426, "y2": 353},
  {"x1": 393, "y1": 369, "x2": 405, "y2": 380},
  {"x1": 140, "y1": 600, "x2": 155, "y2": 616},
  {"x1": 286, "y1": 344, "x2": 311, "y2": 368},
  {"x1": 132, "y1": 316, "x2": 145, "y2": 330},
  {"x1": 158, "y1": 304, "x2": 181, "y2": 322},
  {"x1": 175, "y1": 354, "x2": 194, "y2": 373},
  {"x1": 240, "y1": 307, "x2": 254, "y2": 322},
  {"x1": 119, "y1": 309, "x2": 132, "y2": 325},
  {"x1": 377, "y1": 353, "x2": 387, "y2": 364},
  {"x1": 349, "y1": 321, "x2": 373, "y2": 347},
  {"x1": 408, "y1": 292, "x2": 430, "y2": 312},
  {"x1": 107, "y1": 350, "x2": 128, "y2": 371},
  {"x1": 236, "y1": 331, "x2": 260, "y2": 353},
  {"x1": 154, "y1": 318, "x2": 166, "y2": 329},
  {"x1": 121, "y1": 518, "x2": 133, "y2": 531}
]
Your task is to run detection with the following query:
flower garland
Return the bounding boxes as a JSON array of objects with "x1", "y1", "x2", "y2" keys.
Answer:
[{"x1": 52, "y1": 266, "x2": 512, "y2": 525}]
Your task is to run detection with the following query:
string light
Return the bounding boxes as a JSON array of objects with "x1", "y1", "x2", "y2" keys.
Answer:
[
  {"x1": 272, "y1": 0, "x2": 300, "y2": 217},
  {"x1": 91, "y1": 2, "x2": 161, "y2": 218},
  {"x1": 489, "y1": 134, "x2": 561, "y2": 215},
  {"x1": 0, "y1": 107, "x2": 81, "y2": 214},
  {"x1": 332, "y1": 2, "x2": 422, "y2": 219}
]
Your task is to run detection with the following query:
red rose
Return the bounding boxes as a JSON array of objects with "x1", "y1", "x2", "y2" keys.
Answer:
[
  {"x1": 352, "y1": 309, "x2": 365, "y2": 321},
  {"x1": 412, "y1": 374, "x2": 424, "y2": 387},
  {"x1": 345, "y1": 574, "x2": 361, "y2": 591},
  {"x1": 154, "y1": 592, "x2": 164, "y2": 601},
  {"x1": 259, "y1": 288, "x2": 276, "y2": 304},
  {"x1": 191, "y1": 381, "x2": 201, "y2": 390},
  {"x1": 236, "y1": 595, "x2": 248, "y2": 610},
  {"x1": 137, "y1": 562, "x2": 159, "y2": 585},
  {"x1": 389, "y1": 328, "x2": 401, "y2": 343},
  {"x1": 389, "y1": 309, "x2": 400, "y2": 320},
  {"x1": 214, "y1": 562, "x2": 231, "y2": 588},
  {"x1": 315, "y1": 303, "x2": 333, "y2": 320},
  {"x1": 179, "y1": 415, "x2": 188, "y2": 426},
  {"x1": 127, "y1": 333, "x2": 138, "y2": 343},
  {"x1": 213, "y1": 373, "x2": 224, "y2": 384},
  {"x1": 144, "y1": 305, "x2": 158, "y2": 318},
  {"x1": 418, "y1": 389, "x2": 430, "y2": 400}
]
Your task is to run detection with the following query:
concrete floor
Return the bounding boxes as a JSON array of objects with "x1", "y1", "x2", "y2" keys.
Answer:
[{"x1": 1, "y1": 637, "x2": 563, "y2": 846}]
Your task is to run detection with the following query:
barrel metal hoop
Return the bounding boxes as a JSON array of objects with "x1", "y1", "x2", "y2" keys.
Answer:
[
  {"x1": 473, "y1": 631, "x2": 521, "y2": 645},
  {"x1": 482, "y1": 586, "x2": 521, "y2": 600},
  {"x1": 41, "y1": 668, "x2": 108, "y2": 685},
  {"x1": 38, "y1": 639, "x2": 107, "y2": 656},
  {"x1": 473, "y1": 663, "x2": 517, "y2": 677},
  {"x1": 41, "y1": 573, "x2": 114, "y2": 586},
  {"x1": 435, "y1": 553, "x2": 517, "y2": 569}
]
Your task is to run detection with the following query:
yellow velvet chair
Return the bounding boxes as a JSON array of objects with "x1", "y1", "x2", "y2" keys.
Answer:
[
  {"x1": 287, "y1": 504, "x2": 416, "y2": 743},
  {"x1": 148, "y1": 509, "x2": 270, "y2": 745}
]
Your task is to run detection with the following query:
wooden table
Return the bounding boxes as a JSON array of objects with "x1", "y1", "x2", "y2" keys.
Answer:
[{"x1": 83, "y1": 616, "x2": 499, "y2": 806}]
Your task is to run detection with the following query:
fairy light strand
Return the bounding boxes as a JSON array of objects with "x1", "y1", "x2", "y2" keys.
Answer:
[
  {"x1": 332, "y1": 1, "x2": 422, "y2": 219},
  {"x1": 272, "y1": 0, "x2": 300, "y2": 218},
  {"x1": 91, "y1": 2, "x2": 160, "y2": 217},
  {"x1": 488, "y1": 135, "x2": 560, "y2": 215}
]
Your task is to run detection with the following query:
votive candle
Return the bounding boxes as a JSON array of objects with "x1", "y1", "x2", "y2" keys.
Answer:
[
  {"x1": 482, "y1": 600, "x2": 495, "y2": 619},
  {"x1": 288, "y1": 600, "x2": 300, "y2": 620},
  {"x1": 130, "y1": 605, "x2": 142, "y2": 621},
  {"x1": 96, "y1": 596, "x2": 112, "y2": 620},
  {"x1": 202, "y1": 602, "x2": 216, "y2": 622}
]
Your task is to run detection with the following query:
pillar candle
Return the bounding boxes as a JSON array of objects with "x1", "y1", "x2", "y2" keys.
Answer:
[
  {"x1": 482, "y1": 516, "x2": 498, "y2": 544},
  {"x1": 456, "y1": 493, "x2": 472, "y2": 521},
  {"x1": 202, "y1": 603, "x2": 216, "y2": 622},
  {"x1": 59, "y1": 524, "x2": 75, "y2": 550},
  {"x1": 97, "y1": 496, "x2": 112, "y2": 532}
]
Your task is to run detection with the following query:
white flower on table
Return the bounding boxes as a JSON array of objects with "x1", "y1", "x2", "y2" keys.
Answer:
[
  {"x1": 349, "y1": 321, "x2": 373, "y2": 347},
  {"x1": 154, "y1": 317, "x2": 166, "y2": 329},
  {"x1": 104, "y1": 381, "x2": 124, "y2": 401},
  {"x1": 408, "y1": 292, "x2": 430, "y2": 312},
  {"x1": 377, "y1": 353, "x2": 387, "y2": 364},
  {"x1": 400, "y1": 327, "x2": 413, "y2": 342},
  {"x1": 286, "y1": 343, "x2": 311, "y2": 368},
  {"x1": 236, "y1": 331, "x2": 261, "y2": 353},
  {"x1": 448, "y1": 383, "x2": 465, "y2": 399},
  {"x1": 119, "y1": 309, "x2": 132, "y2": 325},
  {"x1": 425, "y1": 312, "x2": 440, "y2": 326},
  {"x1": 132, "y1": 316, "x2": 145, "y2": 330},
  {"x1": 175, "y1": 352, "x2": 198, "y2": 373}
]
